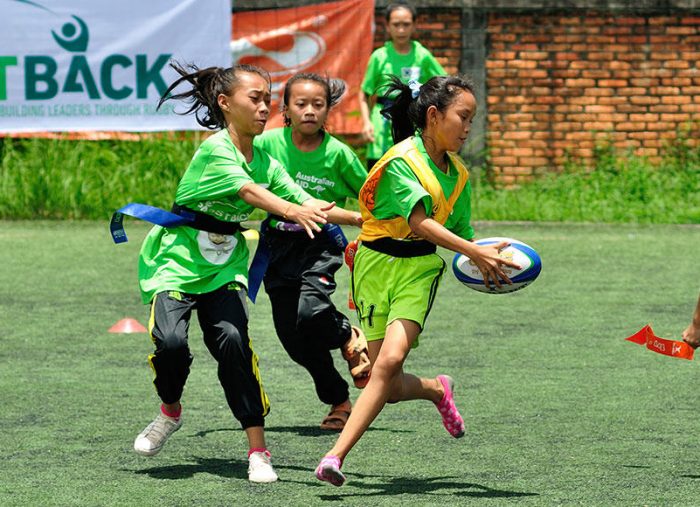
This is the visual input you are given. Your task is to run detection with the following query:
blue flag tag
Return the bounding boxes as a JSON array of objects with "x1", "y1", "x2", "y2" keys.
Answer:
[{"x1": 110, "y1": 203, "x2": 194, "y2": 244}]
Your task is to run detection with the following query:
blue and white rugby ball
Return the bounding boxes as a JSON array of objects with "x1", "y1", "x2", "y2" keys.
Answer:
[{"x1": 452, "y1": 237, "x2": 541, "y2": 294}]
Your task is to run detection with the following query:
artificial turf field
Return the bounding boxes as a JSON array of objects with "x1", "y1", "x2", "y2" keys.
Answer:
[{"x1": 1, "y1": 220, "x2": 699, "y2": 506}]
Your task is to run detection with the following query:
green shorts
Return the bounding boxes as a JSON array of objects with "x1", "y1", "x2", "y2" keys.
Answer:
[{"x1": 351, "y1": 245, "x2": 446, "y2": 343}]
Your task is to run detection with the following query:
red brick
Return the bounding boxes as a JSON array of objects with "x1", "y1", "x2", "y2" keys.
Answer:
[
  {"x1": 661, "y1": 96, "x2": 692, "y2": 105},
  {"x1": 630, "y1": 96, "x2": 661, "y2": 105},
  {"x1": 585, "y1": 105, "x2": 616, "y2": 113},
  {"x1": 608, "y1": 61, "x2": 632, "y2": 70},
  {"x1": 664, "y1": 60, "x2": 691, "y2": 69},
  {"x1": 597, "y1": 97, "x2": 628, "y2": 105},
  {"x1": 629, "y1": 113, "x2": 660, "y2": 122},
  {"x1": 598, "y1": 79, "x2": 629, "y2": 87},
  {"x1": 628, "y1": 132, "x2": 660, "y2": 140},
  {"x1": 520, "y1": 51, "x2": 549, "y2": 60},
  {"x1": 667, "y1": 26, "x2": 697, "y2": 35},
  {"x1": 491, "y1": 156, "x2": 518, "y2": 165},
  {"x1": 616, "y1": 35, "x2": 648, "y2": 44},
  {"x1": 616, "y1": 87, "x2": 647, "y2": 96},
  {"x1": 649, "y1": 16, "x2": 679, "y2": 25},
  {"x1": 630, "y1": 78, "x2": 660, "y2": 87},
  {"x1": 583, "y1": 121, "x2": 615, "y2": 130},
  {"x1": 649, "y1": 35, "x2": 681, "y2": 44},
  {"x1": 661, "y1": 78, "x2": 693, "y2": 87},
  {"x1": 650, "y1": 104, "x2": 680, "y2": 112},
  {"x1": 582, "y1": 70, "x2": 612, "y2": 79},
  {"x1": 616, "y1": 17, "x2": 645, "y2": 25},
  {"x1": 588, "y1": 52, "x2": 615, "y2": 61},
  {"x1": 565, "y1": 78, "x2": 596, "y2": 87},
  {"x1": 507, "y1": 60, "x2": 538, "y2": 69},
  {"x1": 616, "y1": 122, "x2": 646, "y2": 131},
  {"x1": 519, "y1": 157, "x2": 549, "y2": 166},
  {"x1": 616, "y1": 52, "x2": 648, "y2": 61},
  {"x1": 585, "y1": 88, "x2": 614, "y2": 96},
  {"x1": 646, "y1": 122, "x2": 676, "y2": 131},
  {"x1": 661, "y1": 113, "x2": 692, "y2": 122},
  {"x1": 681, "y1": 17, "x2": 700, "y2": 25}
]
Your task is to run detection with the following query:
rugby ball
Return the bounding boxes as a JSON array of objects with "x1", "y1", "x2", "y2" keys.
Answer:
[{"x1": 452, "y1": 237, "x2": 541, "y2": 294}]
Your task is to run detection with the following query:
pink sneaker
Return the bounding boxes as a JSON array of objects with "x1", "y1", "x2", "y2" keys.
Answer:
[
  {"x1": 315, "y1": 455, "x2": 346, "y2": 487},
  {"x1": 435, "y1": 375, "x2": 465, "y2": 438}
]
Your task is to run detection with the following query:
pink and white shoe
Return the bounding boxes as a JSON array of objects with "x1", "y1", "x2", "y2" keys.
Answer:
[
  {"x1": 435, "y1": 374, "x2": 465, "y2": 438},
  {"x1": 315, "y1": 455, "x2": 346, "y2": 487}
]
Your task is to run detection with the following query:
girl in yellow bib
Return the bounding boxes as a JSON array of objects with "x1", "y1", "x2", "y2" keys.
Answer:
[{"x1": 315, "y1": 75, "x2": 520, "y2": 486}]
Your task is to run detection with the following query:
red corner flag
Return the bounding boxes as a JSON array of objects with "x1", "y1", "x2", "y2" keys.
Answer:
[{"x1": 625, "y1": 324, "x2": 694, "y2": 360}]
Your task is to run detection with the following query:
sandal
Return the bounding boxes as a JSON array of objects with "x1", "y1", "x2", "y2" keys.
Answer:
[
  {"x1": 342, "y1": 326, "x2": 371, "y2": 389},
  {"x1": 319, "y1": 406, "x2": 351, "y2": 431}
]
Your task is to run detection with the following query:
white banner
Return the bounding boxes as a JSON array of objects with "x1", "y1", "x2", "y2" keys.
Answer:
[{"x1": 0, "y1": 0, "x2": 231, "y2": 133}]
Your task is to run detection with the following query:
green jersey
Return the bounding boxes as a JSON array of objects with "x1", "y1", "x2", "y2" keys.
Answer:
[
  {"x1": 254, "y1": 127, "x2": 367, "y2": 207},
  {"x1": 138, "y1": 129, "x2": 311, "y2": 303},
  {"x1": 369, "y1": 136, "x2": 474, "y2": 240},
  {"x1": 361, "y1": 40, "x2": 446, "y2": 160}
]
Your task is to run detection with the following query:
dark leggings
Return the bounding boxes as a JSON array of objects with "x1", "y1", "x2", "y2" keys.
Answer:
[
  {"x1": 264, "y1": 230, "x2": 352, "y2": 406},
  {"x1": 147, "y1": 284, "x2": 269, "y2": 429}
]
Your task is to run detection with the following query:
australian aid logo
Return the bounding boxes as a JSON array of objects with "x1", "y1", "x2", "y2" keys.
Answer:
[
  {"x1": 0, "y1": 0, "x2": 231, "y2": 132},
  {"x1": 231, "y1": 0, "x2": 373, "y2": 135}
]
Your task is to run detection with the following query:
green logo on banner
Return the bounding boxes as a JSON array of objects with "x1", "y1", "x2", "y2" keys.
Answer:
[
  {"x1": 51, "y1": 15, "x2": 89, "y2": 52},
  {"x1": 2, "y1": 0, "x2": 171, "y2": 102}
]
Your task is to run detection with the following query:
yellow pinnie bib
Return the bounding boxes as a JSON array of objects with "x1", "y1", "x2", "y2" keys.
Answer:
[{"x1": 358, "y1": 137, "x2": 469, "y2": 242}]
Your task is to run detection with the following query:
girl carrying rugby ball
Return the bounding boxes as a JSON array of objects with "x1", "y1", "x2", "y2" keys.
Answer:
[{"x1": 315, "y1": 74, "x2": 520, "y2": 486}]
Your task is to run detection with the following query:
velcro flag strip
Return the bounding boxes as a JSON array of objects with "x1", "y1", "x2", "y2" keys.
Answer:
[{"x1": 625, "y1": 325, "x2": 694, "y2": 360}]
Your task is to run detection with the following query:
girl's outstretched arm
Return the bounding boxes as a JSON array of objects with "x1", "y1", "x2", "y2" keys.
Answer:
[
  {"x1": 238, "y1": 183, "x2": 328, "y2": 238},
  {"x1": 303, "y1": 199, "x2": 362, "y2": 227}
]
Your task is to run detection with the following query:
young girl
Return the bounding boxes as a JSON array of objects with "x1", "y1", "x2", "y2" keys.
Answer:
[
  {"x1": 132, "y1": 62, "x2": 342, "y2": 484},
  {"x1": 359, "y1": 1, "x2": 445, "y2": 169},
  {"x1": 315, "y1": 75, "x2": 520, "y2": 486},
  {"x1": 254, "y1": 73, "x2": 369, "y2": 431}
]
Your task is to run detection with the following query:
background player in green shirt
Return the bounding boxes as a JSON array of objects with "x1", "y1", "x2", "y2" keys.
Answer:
[
  {"x1": 359, "y1": 1, "x2": 446, "y2": 169},
  {"x1": 316, "y1": 75, "x2": 519, "y2": 486},
  {"x1": 132, "y1": 62, "x2": 346, "y2": 483},
  {"x1": 255, "y1": 73, "x2": 368, "y2": 432}
]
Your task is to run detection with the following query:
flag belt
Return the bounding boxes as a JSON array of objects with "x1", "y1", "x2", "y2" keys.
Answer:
[{"x1": 110, "y1": 203, "x2": 242, "y2": 244}]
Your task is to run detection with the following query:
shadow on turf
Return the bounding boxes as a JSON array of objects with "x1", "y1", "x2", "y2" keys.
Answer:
[
  {"x1": 131, "y1": 457, "x2": 247, "y2": 480},
  {"x1": 191, "y1": 425, "x2": 411, "y2": 438},
  {"x1": 277, "y1": 465, "x2": 538, "y2": 500}
]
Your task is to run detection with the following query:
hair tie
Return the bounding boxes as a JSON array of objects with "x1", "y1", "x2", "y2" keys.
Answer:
[{"x1": 408, "y1": 79, "x2": 421, "y2": 99}]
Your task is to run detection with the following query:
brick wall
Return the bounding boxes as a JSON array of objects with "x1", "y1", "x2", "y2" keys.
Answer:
[
  {"x1": 237, "y1": 1, "x2": 700, "y2": 185},
  {"x1": 486, "y1": 13, "x2": 700, "y2": 185}
]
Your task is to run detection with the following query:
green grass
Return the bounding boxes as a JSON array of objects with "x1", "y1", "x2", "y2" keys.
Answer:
[
  {"x1": 2, "y1": 220, "x2": 700, "y2": 506},
  {"x1": 473, "y1": 139, "x2": 700, "y2": 223},
  {"x1": 1, "y1": 133, "x2": 699, "y2": 223}
]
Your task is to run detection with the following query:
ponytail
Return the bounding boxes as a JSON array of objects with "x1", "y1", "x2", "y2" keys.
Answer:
[
  {"x1": 157, "y1": 61, "x2": 270, "y2": 130},
  {"x1": 380, "y1": 74, "x2": 477, "y2": 144}
]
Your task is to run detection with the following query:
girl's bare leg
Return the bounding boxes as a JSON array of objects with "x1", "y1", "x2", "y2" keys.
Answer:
[{"x1": 325, "y1": 319, "x2": 444, "y2": 461}]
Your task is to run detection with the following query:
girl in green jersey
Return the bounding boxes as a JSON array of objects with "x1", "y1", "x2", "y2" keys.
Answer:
[
  {"x1": 359, "y1": 1, "x2": 445, "y2": 168},
  {"x1": 255, "y1": 73, "x2": 369, "y2": 431},
  {"x1": 316, "y1": 75, "x2": 519, "y2": 486},
  {"x1": 133, "y1": 62, "x2": 349, "y2": 483}
]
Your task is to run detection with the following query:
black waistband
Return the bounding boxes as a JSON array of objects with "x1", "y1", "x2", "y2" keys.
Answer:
[
  {"x1": 171, "y1": 203, "x2": 242, "y2": 235},
  {"x1": 362, "y1": 238, "x2": 436, "y2": 258}
]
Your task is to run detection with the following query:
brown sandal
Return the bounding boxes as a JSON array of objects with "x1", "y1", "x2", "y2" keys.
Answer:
[
  {"x1": 342, "y1": 326, "x2": 371, "y2": 389},
  {"x1": 319, "y1": 407, "x2": 351, "y2": 431}
]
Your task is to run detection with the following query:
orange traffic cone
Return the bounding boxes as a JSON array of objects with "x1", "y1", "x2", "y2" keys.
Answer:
[{"x1": 109, "y1": 318, "x2": 147, "y2": 333}]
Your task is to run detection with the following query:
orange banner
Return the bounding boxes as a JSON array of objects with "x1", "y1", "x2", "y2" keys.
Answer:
[
  {"x1": 232, "y1": 0, "x2": 374, "y2": 135},
  {"x1": 625, "y1": 324, "x2": 694, "y2": 360}
]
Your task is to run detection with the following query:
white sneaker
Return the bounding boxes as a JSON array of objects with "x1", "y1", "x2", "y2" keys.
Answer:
[
  {"x1": 248, "y1": 451, "x2": 278, "y2": 483},
  {"x1": 133, "y1": 412, "x2": 182, "y2": 456}
]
